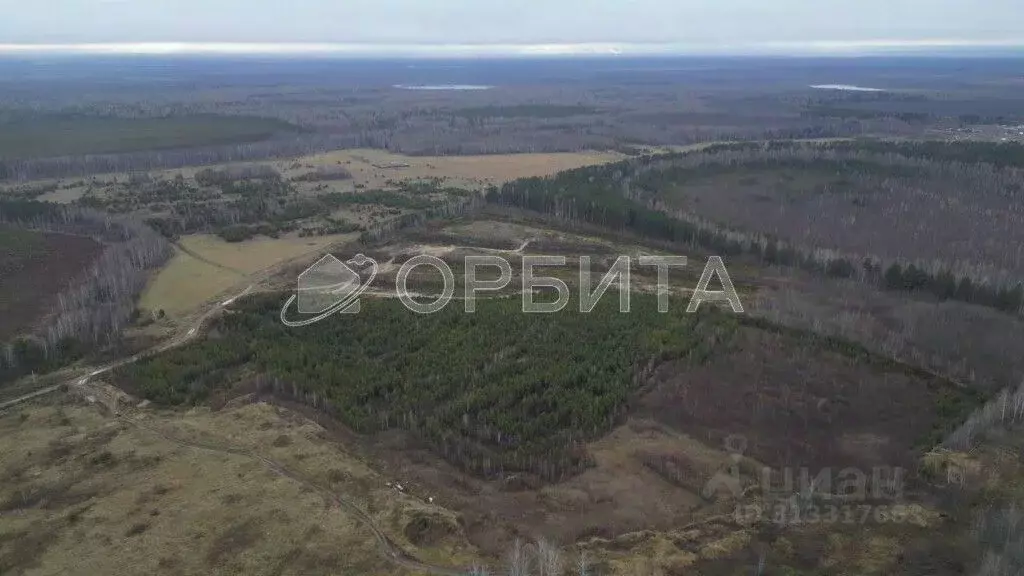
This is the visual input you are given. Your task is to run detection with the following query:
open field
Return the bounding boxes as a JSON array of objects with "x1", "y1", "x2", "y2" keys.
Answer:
[
  {"x1": 175, "y1": 233, "x2": 360, "y2": 277},
  {"x1": 288, "y1": 148, "x2": 627, "y2": 190},
  {"x1": 0, "y1": 148, "x2": 624, "y2": 252},
  {"x1": 140, "y1": 232, "x2": 358, "y2": 318},
  {"x1": 362, "y1": 417, "x2": 742, "y2": 562},
  {"x1": 7, "y1": 148, "x2": 625, "y2": 186},
  {"x1": 138, "y1": 250, "x2": 242, "y2": 319},
  {"x1": 0, "y1": 226, "x2": 103, "y2": 341},
  {"x1": 0, "y1": 383, "x2": 971, "y2": 576},
  {"x1": 0, "y1": 396, "x2": 481, "y2": 576}
]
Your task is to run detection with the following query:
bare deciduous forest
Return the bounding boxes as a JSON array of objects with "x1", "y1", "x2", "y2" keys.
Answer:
[{"x1": 0, "y1": 201, "x2": 171, "y2": 380}]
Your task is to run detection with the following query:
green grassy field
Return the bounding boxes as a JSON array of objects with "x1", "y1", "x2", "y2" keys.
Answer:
[{"x1": 0, "y1": 113, "x2": 300, "y2": 160}]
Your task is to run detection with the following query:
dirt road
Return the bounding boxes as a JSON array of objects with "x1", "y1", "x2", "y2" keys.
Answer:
[{"x1": 0, "y1": 283, "x2": 252, "y2": 411}]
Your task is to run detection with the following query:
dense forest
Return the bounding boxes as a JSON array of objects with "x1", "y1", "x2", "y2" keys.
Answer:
[{"x1": 116, "y1": 293, "x2": 735, "y2": 481}]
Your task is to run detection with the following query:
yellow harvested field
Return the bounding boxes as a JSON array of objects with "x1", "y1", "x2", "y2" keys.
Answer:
[
  {"x1": 140, "y1": 233, "x2": 358, "y2": 317},
  {"x1": 14, "y1": 149, "x2": 627, "y2": 196},
  {"x1": 290, "y1": 148, "x2": 626, "y2": 189}
]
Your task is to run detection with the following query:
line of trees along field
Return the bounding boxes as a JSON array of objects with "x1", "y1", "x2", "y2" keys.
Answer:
[
  {"x1": 488, "y1": 140, "x2": 1024, "y2": 316},
  {"x1": 0, "y1": 200, "x2": 171, "y2": 383},
  {"x1": 0, "y1": 133, "x2": 350, "y2": 182},
  {"x1": 115, "y1": 294, "x2": 734, "y2": 482}
]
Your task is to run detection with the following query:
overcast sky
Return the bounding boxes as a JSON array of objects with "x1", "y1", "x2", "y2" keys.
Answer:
[{"x1": 1, "y1": 0, "x2": 1021, "y2": 53}]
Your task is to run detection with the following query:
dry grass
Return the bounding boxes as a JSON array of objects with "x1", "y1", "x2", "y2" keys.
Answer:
[
  {"x1": 0, "y1": 398, "x2": 481, "y2": 576},
  {"x1": 177, "y1": 233, "x2": 357, "y2": 276},
  {"x1": 139, "y1": 249, "x2": 242, "y2": 318},
  {"x1": 139, "y1": 232, "x2": 358, "y2": 318},
  {"x1": 582, "y1": 520, "x2": 753, "y2": 575},
  {"x1": 366, "y1": 416, "x2": 737, "y2": 565},
  {"x1": 11, "y1": 149, "x2": 626, "y2": 200},
  {"x1": 0, "y1": 347, "x2": 960, "y2": 576},
  {"x1": 287, "y1": 148, "x2": 626, "y2": 190},
  {"x1": 821, "y1": 533, "x2": 904, "y2": 575}
]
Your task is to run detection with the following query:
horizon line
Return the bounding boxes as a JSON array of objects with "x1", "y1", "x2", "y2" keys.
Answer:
[{"x1": 2, "y1": 40, "x2": 1024, "y2": 58}]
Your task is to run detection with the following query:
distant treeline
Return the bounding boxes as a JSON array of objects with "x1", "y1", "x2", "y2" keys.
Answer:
[
  {"x1": 0, "y1": 133, "x2": 354, "y2": 182},
  {"x1": 799, "y1": 91, "x2": 1024, "y2": 126}
]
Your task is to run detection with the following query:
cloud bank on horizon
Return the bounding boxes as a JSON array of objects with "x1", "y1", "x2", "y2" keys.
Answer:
[
  {"x1": 1, "y1": 40, "x2": 1023, "y2": 58},
  {"x1": 3, "y1": 0, "x2": 1021, "y2": 56}
]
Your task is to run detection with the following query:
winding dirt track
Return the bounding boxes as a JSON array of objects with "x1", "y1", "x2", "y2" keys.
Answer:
[{"x1": 0, "y1": 284, "x2": 253, "y2": 411}]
